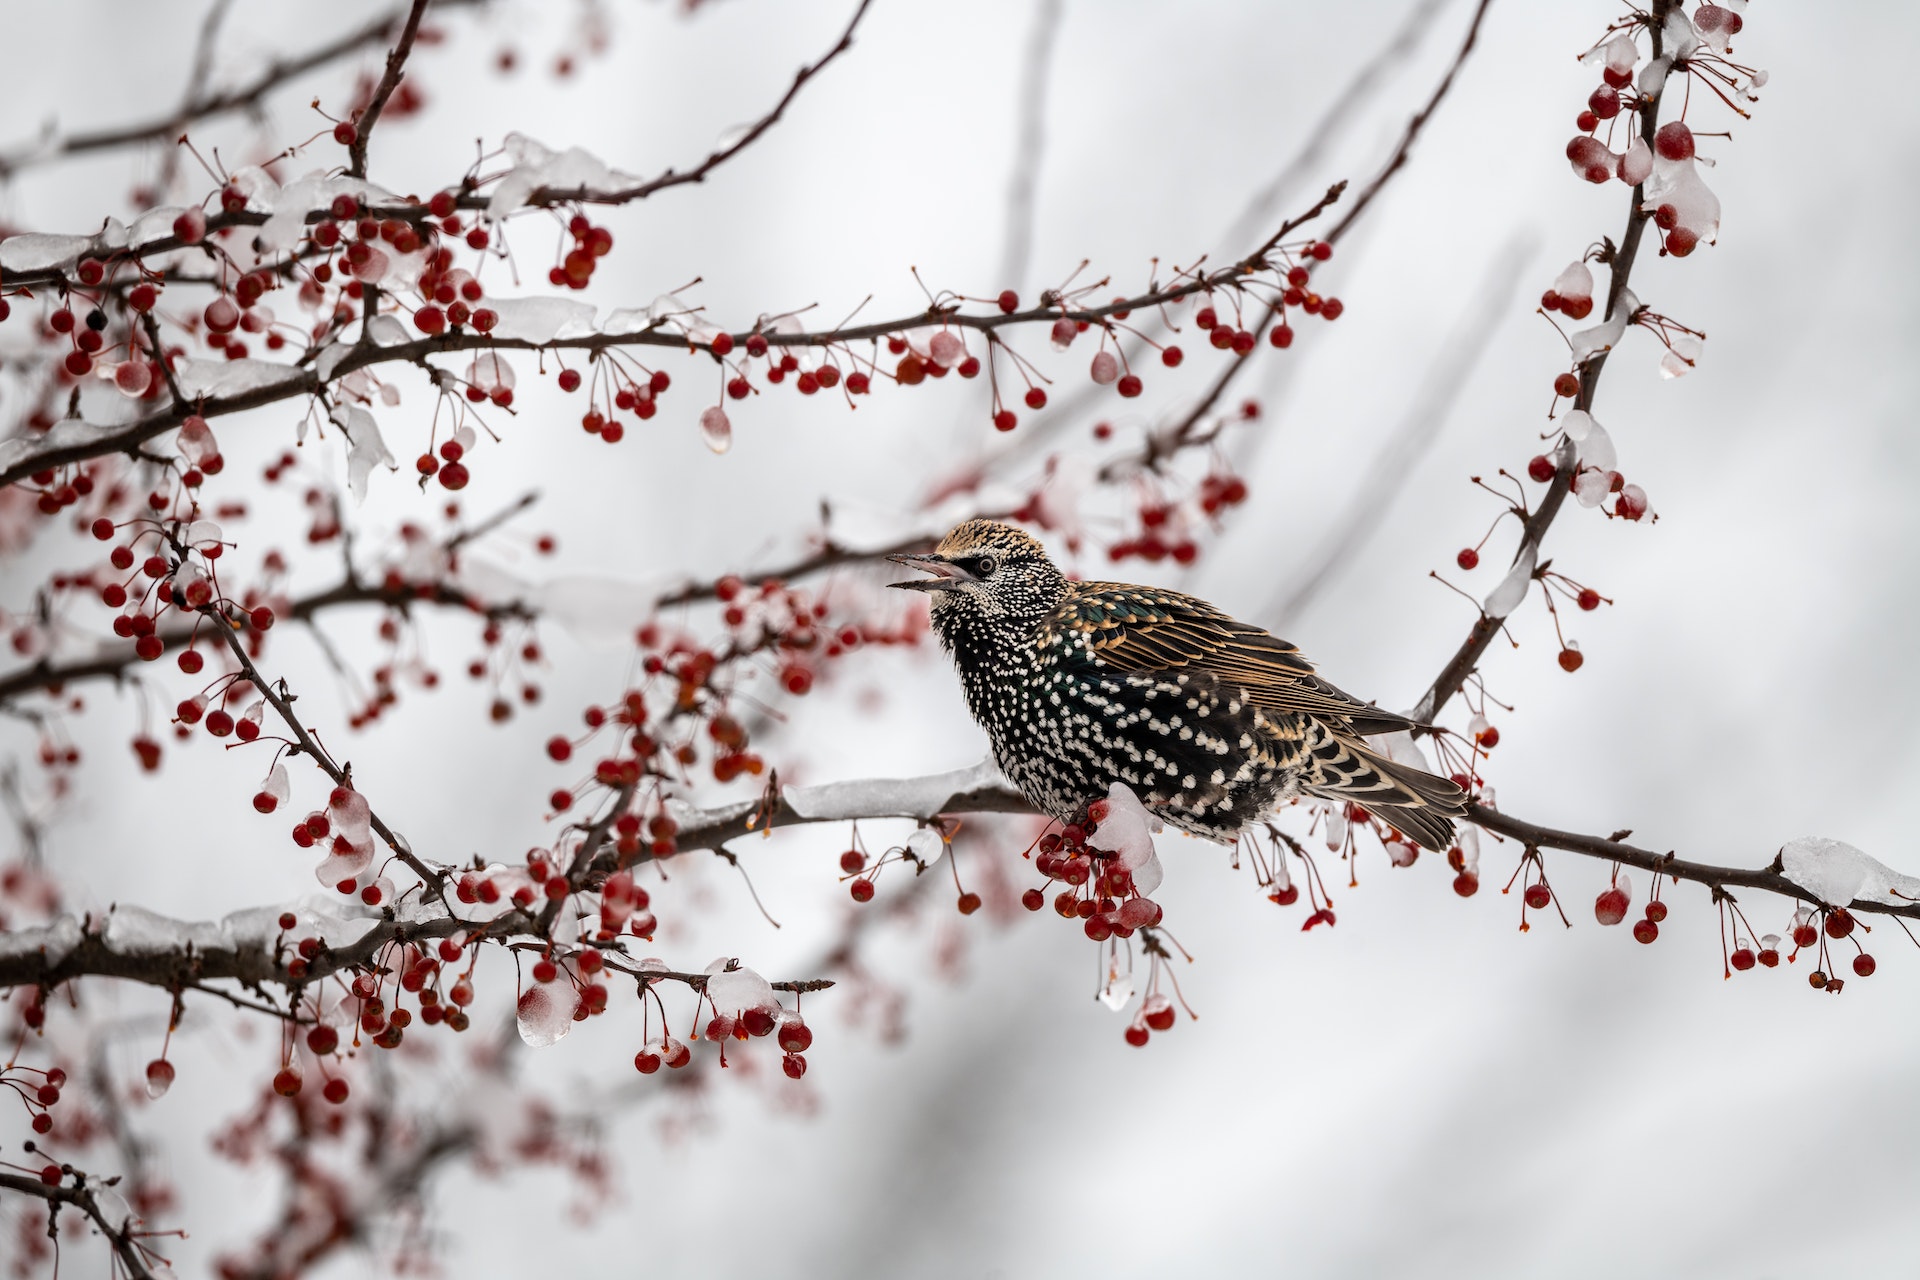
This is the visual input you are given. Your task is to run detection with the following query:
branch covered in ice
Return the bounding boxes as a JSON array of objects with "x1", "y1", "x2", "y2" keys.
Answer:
[{"x1": 11, "y1": 757, "x2": 1913, "y2": 1001}]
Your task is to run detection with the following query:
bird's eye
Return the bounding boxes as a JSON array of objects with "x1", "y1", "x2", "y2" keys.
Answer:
[{"x1": 974, "y1": 556, "x2": 997, "y2": 577}]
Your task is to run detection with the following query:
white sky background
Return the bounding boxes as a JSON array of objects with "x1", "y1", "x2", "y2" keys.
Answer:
[{"x1": 2, "y1": 1, "x2": 1918, "y2": 1276}]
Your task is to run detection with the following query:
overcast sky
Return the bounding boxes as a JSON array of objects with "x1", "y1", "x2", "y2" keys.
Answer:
[{"x1": 3, "y1": 1, "x2": 1917, "y2": 1276}]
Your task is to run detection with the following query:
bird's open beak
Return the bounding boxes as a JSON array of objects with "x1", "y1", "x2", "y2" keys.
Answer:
[{"x1": 887, "y1": 552, "x2": 967, "y2": 592}]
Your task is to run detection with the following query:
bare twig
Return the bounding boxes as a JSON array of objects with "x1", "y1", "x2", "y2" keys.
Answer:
[
  {"x1": 346, "y1": 0, "x2": 432, "y2": 178},
  {"x1": 0, "y1": 1, "x2": 487, "y2": 179},
  {"x1": 0, "y1": 1169, "x2": 159, "y2": 1279},
  {"x1": 1414, "y1": 0, "x2": 1676, "y2": 724}
]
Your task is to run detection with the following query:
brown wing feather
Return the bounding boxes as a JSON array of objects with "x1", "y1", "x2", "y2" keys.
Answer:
[{"x1": 1051, "y1": 584, "x2": 1420, "y2": 735}]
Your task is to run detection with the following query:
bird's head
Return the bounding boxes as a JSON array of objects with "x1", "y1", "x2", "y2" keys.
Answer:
[{"x1": 888, "y1": 519, "x2": 1066, "y2": 625}]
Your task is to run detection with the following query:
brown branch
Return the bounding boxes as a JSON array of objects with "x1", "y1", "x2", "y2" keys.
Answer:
[
  {"x1": 0, "y1": 190, "x2": 1350, "y2": 491},
  {"x1": 346, "y1": 0, "x2": 432, "y2": 179},
  {"x1": 1414, "y1": 0, "x2": 1675, "y2": 724},
  {"x1": 0, "y1": 577, "x2": 533, "y2": 709},
  {"x1": 0, "y1": 1168, "x2": 159, "y2": 1280},
  {"x1": 0, "y1": 1, "x2": 486, "y2": 179},
  {"x1": 194, "y1": 592, "x2": 442, "y2": 890},
  {"x1": 1466, "y1": 803, "x2": 1920, "y2": 921}
]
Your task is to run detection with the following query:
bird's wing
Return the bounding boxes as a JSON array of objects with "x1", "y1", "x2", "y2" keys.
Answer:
[{"x1": 1043, "y1": 583, "x2": 1418, "y2": 734}]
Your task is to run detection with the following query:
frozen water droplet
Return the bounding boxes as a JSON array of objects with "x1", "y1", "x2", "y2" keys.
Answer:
[
  {"x1": 699, "y1": 406, "x2": 732, "y2": 454},
  {"x1": 1483, "y1": 544, "x2": 1536, "y2": 619},
  {"x1": 1561, "y1": 409, "x2": 1595, "y2": 442},
  {"x1": 516, "y1": 984, "x2": 576, "y2": 1047},
  {"x1": 1578, "y1": 422, "x2": 1617, "y2": 472},
  {"x1": 1098, "y1": 973, "x2": 1134, "y2": 1011},
  {"x1": 145, "y1": 1058, "x2": 175, "y2": 1099}
]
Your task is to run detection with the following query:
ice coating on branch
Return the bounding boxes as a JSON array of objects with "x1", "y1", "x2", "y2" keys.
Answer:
[
  {"x1": 173, "y1": 358, "x2": 305, "y2": 401},
  {"x1": 1569, "y1": 288, "x2": 1637, "y2": 365},
  {"x1": 485, "y1": 297, "x2": 596, "y2": 344},
  {"x1": 1619, "y1": 138, "x2": 1653, "y2": 186},
  {"x1": 1643, "y1": 157, "x2": 1720, "y2": 242},
  {"x1": 1638, "y1": 57, "x2": 1670, "y2": 98},
  {"x1": 1089, "y1": 782, "x2": 1164, "y2": 897},
  {"x1": 254, "y1": 172, "x2": 396, "y2": 252},
  {"x1": 333, "y1": 404, "x2": 397, "y2": 504},
  {"x1": 1780, "y1": 837, "x2": 1873, "y2": 906},
  {"x1": 705, "y1": 958, "x2": 778, "y2": 1016},
  {"x1": 128, "y1": 205, "x2": 189, "y2": 245},
  {"x1": 515, "y1": 983, "x2": 578, "y2": 1048},
  {"x1": 1659, "y1": 335, "x2": 1704, "y2": 379},
  {"x1": 1577, "y1": 421, "x2": 1617, "y2": 472},
  {"x1": 782, "y1": 758, "x2": 1011, "y2": 822},
  {"x1": 0, "y1": 233, "x2": 91, "y2": 272},
  {"x1": 364, "y1": 314, "x2": 410, "y2": 347},
  {"x1": 1561, "y1": 409, "x2": 1595, "y2": 443},
  {"x1": 487, "y1": 133, "x2": 642, "y2": 220},
  {"x1": 1779, "y1": 837, "x2": 1920, "y2": 908},
  {"x1": 1662, "y1": 9, "x2": 1701, "y2": 61},
  {"x1": 0, "y1": 419, "x2": 126, "y2": 475},
  {"x1": 1483, "y1": 544, "x2": 1536, "y2": 619}
]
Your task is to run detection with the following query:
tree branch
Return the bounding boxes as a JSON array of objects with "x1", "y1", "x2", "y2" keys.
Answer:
[
  {"x1": 0, "y1": 1, "x2": 487, "y2": 179},
  {"x1": 346, "y1": 0, "x2": 432, "y2": 179},
  {"x1": 0, "y1": 1169, "x2": 158, "y2": 1280},
  {"x1": 1414, "y1": 0, "x2": 1675, "y2": 724}
]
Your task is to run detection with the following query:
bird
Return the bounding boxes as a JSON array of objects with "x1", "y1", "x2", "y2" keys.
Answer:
[{"x1": 889, "y1": 519, "x2": 1466, "y2": 851}]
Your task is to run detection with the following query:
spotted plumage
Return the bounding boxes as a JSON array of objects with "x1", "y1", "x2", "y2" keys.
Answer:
[{"x1": 891, "y1": 519, "x2": 1465, "y2": 850}]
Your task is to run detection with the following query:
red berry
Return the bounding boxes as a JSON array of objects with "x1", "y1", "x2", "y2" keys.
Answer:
[
  {"x1": 1269, "y1": 323, "x2": 1294, "y2": 349},
  {"x1": 1523, "y1": 883, "x2": 1552, "y2": 910},
  {"x1": 1654, "y1": 121, "x2": 1695, "y2": 162},
  {"x1": 1124, "y1": 1023, "x2": 1150, "y2": 1047},
  {"x1": 1825, "y1": 908, "x2": 1854, "y2": 939},
  {"x1": 1452, "y1": 873, "x2": 1478, "y2": 898},
  {"x1": 1644, "y1": 900, "x2": 1668, "y2": 924},
  {"x1": 1115, "y1": 375, "x2": 1142, "y2": 398},
  {"x1": 710, "y1": 333, "x2": 734, "y2": 356},
  {"x1": 957, "y1": 892, "x2": 982, "y2": 916},
  {"x1": 782, "y1": 1053, "x2": 808, "y2": 1079},
  {"x1": 1161, "y1": 345, "x2": 1183, "y2": 367},
  {"x1": 1594, "y1": 887, "x2": 1629, "y2": 926},
  {"x1": 323, "y1": 1078, "x2": 349, "y2": 1104},
  {"x1": 1557, "y1": 647, "x2": 1584, "y2": 672},
  {"x1": 1792, "y1": 923, "x2": 1818, "y2": 949},
  {"x1": 1633, "y1": 919, "x2": 1659, "y2": 944},
  {"x1": 1730, "y1": 947, "x2": 1755, "y2": 971},
  {"x1": 1853, "y1": 953, "x2": 1876, "y2": 978},
  {"x1": 1024, "y1": 387, "x2": 1047, "y2": 411},
  {"x1": 1021, "y1": 887, "x2": 1045, "y2": 911},
  {"x1": 993, "y1": 410, "x2": 1017, "y2": 432},
  {"x1": 850, "y1": 878, "x2": 875, "y2": 903},
  {"x1": 1456, "y1": 548, "x2": 1479, "y2": 571},
  {"x1": 1553, "y1": 372, "x2": 1580, "y2": 398},
  {"x1": 997, "y1": 290, "x2": 1019, "y2": 314}
]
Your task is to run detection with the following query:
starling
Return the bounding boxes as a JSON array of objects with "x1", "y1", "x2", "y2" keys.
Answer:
[{"x1": 890, "y1": 519, "x2": 1465, "y2": 851}]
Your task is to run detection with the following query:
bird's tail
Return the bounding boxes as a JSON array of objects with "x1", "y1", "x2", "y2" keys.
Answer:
[{"x1": 1294, "y1": 724, "x2": 1467, "y2": 853}]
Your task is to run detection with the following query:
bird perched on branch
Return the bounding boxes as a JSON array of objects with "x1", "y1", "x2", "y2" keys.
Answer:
[{"x1": 891, "y1": 519, "x2": 1465, "y2": 851}]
